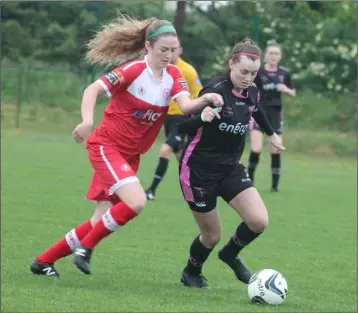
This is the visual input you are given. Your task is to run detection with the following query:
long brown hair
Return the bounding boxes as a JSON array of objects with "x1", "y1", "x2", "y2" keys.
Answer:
[{"x1": 86, "y1": 14, "x2": 176, "y2": 66}]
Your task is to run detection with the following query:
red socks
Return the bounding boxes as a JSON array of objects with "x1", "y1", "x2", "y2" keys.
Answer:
[
  {"x1": 37, "y1": 202, "x2": 138, "y2": 263},
  {"x1": 81, "y1": 202, "x2": 137, "y2": 249},
  {"x1": 37, "y1": 220, "x2": 93, "y2": 264}
]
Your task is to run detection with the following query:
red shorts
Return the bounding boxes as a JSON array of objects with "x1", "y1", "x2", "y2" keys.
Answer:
[{"x1": 86, "y1": 144, "x2": 140, "y2": 204}]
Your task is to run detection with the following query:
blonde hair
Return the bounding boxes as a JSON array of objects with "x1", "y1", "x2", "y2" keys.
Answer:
[{"x1": 86, "y1": 14, "x2": 176, "y2": 66}]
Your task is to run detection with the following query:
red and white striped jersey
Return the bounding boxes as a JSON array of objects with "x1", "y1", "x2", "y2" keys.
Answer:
[{"x1": 86, "y1": 56, "x2": 190, "y2": 155}]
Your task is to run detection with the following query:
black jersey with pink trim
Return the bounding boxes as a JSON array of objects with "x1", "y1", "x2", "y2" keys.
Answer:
[
  {"x1": 254, "y1": 66, "x2": 294, "y2": 108},
  {"x1": 181, "y1": 72, "x2": 259, "y2": 171}
]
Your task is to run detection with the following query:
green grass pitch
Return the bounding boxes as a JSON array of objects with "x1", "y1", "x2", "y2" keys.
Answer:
[{"x1": 1, "y1": 131, "x2": 356, "y2": 312}]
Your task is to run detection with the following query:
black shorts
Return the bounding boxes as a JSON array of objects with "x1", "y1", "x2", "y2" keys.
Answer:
[
  {"x1": 179, "y1": 162, "x2": 253, "y2": 213},
  {"x1": 164, "y1": 115, "x2": 187, "y2": 153},
  {"x1": 251, "y1": 106, "x2": 283, "y2": 135}
]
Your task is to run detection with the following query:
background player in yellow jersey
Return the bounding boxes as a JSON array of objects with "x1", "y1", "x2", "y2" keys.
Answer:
[{"x1": 146, "y1": 41, "x2": 202, "y2": 200}]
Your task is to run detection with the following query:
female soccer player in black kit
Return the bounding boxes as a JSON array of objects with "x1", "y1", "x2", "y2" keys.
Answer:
[
  {"x1": 176, "y1": 38, "x2": 285, "y2": 289},
  {"x1": 248, "y1": 42, "x2": 296, "y2": 192}
]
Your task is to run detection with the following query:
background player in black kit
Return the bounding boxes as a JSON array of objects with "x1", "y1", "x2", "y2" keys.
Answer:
[
  {"x1": 176, "y1": 38, "x2": 285, "y2": 289},
  {"x1": 248, "y1": 42, "x2": 296, "y2": 192}
]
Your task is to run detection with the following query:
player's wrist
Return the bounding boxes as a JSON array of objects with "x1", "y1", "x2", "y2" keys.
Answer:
[{"x1": 82, "y1": 118, "x2": 94, "y2": 126}]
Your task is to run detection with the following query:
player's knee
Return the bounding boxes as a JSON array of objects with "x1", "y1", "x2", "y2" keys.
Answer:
[
  {"x1": 270, "y1": 146, "x2": 281, "y2": 154},
  {"x1": 159, "y1": 143, "x2": 173, "y2": 158},
  {"x1": 250, "y1": 140, "x2": 262, "y2": 153},
  {"x1": 248, "y1": 214, "x2": 269, "y2": 233},
  {"x1": 201, "y1": 232, "x2": 221, "y2": 248},
  {"x1": 129, "y1": 195, "x2": 147, "y2": 214}
]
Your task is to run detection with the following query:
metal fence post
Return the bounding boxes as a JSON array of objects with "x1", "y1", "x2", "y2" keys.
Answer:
[
  {"x1": 252, "y1": 15, "x2": 260, "y2": 43},
  {"x1": 16, "y1": 67, "x2": 25, "y2": 130}
]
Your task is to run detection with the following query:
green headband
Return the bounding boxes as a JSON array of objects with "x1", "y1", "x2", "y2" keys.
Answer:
[{"x1": 147, "y1": 25, "x2": 177, "y2": 40}]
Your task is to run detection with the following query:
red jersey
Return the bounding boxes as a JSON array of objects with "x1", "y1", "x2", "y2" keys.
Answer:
[{"x1": 86, "y1": 56, "x2": 190, "y2": 155}]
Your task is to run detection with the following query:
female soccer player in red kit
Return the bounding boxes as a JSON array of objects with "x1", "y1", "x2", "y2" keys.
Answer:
[{"x1": 30, "y1": 15, "x2": 223, "y2": 277}]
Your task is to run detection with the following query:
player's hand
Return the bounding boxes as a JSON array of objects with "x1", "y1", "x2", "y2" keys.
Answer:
[
  {"x1": 277, "y1": 84, "x2": 290, "y2": 93},
  {"x1": 72, "y1": 120, "x2": 93, "y2": 144},
  {"x1": 201, "y1": 107, "x2": 221, "y2": 123},
  {"x1": 203, "y1": 93, "x2": 224, "y2": 108},
  {"x1": 269, "y1": 133, "x2": 285, "y2": 152}
]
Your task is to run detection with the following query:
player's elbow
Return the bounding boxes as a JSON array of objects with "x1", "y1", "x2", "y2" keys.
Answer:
[
  {"x1": 84, "y1": 82, "x2": 106, "y2": 97},
  {"x1": 176, "y1": 96, "x2": 195, "y2": 115},
  {"x1": 178, "y1": 103, "x2": 191, "y2": 115}
]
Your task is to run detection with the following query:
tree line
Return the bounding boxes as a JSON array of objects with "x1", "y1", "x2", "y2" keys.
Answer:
[{"x1": 1, "y1": 1, "x2": 356, "y2": 95}]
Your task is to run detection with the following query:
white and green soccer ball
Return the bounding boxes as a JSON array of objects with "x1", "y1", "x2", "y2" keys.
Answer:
[{"x1": 248, "y1": 269, "x2": 288, "y2": 305}]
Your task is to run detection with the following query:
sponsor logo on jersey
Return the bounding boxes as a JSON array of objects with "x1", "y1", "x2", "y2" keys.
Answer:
[
  {"x1": 138, "y1": 86, "x2": 145, "y2": 95},
  {"x1": 133, "y1": 110, "x2": 163, "y2": 124},
  {"x1": 195, "y1": 202, "x2": 207, "y2": 208},
  {"x1": 163, "y1": 88, "x2": 171, "y2": 100},
  {"x1": 263, "y1": 82, "x2": 279, "y2": 91},
  {"x1": 178, "y1": 78, "x2": 188, "y2": 89},
  {"x1": 218, "y1": 122, "x2": 249, "y2": 135},
  {"x1": 104, "y1": 69, "x2": 123, "y2": 86},
  {"x1": 222, "y1": 106, "x2": 234, "y2": 117},
  {"x1": 121, "y1": 164, "x2": 131, "y2": 172},
  {"x1": 193, "y1": 186, "x2": 206, "y2": 198}
]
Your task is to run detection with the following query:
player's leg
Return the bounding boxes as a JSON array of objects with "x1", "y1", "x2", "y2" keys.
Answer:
[
  {"x1": 146, "y1": 116, "x2": 185, "y2": 200},
  {"x1": 145, "y1": 143, "x2": 173, "y2": 200},
  {"x1": 270, "y1": 109, "x2": 283, "y2": 192},
  {"x1": 146, "y1": 117, "x2": 172, "y2": 200},
  {"x1": 30, "y1": 199, "x2": 111, "y2": 277},
  {"x1": 248, "y1": 118, "x2": 264, "y2": 183},
  {"x1": 181, "y1": 207, "x2": 221, "y2": 289},
  {"x1": 218, "y1": 164, "x2": 268, "y2": 284},
  {"x1": 73, "y1": 146, "x2": 146, "y2": 274},
  {"x1": 179, "y1": 162, "x2": 219, "y2": 288}
]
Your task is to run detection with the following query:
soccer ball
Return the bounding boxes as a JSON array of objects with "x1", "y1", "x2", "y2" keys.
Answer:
[{"x1": 247, "y1": 269, "x2": 288, "y2": 305}]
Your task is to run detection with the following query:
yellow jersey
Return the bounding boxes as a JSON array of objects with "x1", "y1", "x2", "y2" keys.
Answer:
[{"x1": 168, "y1": 58, "x2": 202, "y2": 115}]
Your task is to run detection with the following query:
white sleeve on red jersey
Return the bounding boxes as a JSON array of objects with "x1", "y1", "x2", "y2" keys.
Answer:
[
  {"x1": 96, "y1": 59, "x2": 146, "y2": 97},
  {"x1": 167, "y1": 64, "x2": 190, "y2": 101}
]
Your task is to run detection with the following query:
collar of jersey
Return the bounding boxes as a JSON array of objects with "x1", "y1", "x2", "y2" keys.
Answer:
[{"x1": 144, "y1": 55, "x2": 164, "y2": 81}]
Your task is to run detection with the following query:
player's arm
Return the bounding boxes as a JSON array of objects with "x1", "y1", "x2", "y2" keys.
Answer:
[
  {"x1": 176, "y1": 94, "x2": 222, "y2": 115},
  {"x1": 279, "y1": 71, "x2": 296, "y2": 97},
  {"x1": 251, "y1": 102, "x2": 274, "y2": 136},
  {"x1": 177, "y1": 107, "x2": 221, "y2": 133},
  {"x1": 252, "y1": 103, "x2": 285, "y2": 151},
  {"x1": 285, "y1": 71, "x2": 296, "y2": 96},
  {"x1": 170, "y1": 68, "x2": 223, "y2": 115},
  {"x1": 177, "y1": 114, "x2": 202, "y2": 133},
  {"x1": 73, "y1": 66, "x2": 131, "y2": 143},
  {"x1": 177, "y1": 86, "x2": 222, "y2": 133},
  {"x1": 80, "y1": 82, "x2": 107, "y2": 125},
  {"x1": 73, "y1": 82, "x2": 104, "y2": 143}
]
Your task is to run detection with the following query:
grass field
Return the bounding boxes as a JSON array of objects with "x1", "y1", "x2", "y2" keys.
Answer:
[{"x1": 1, "y1": 130, "x2": 357, "y2": 312}]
